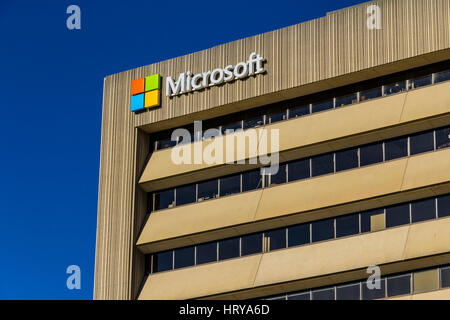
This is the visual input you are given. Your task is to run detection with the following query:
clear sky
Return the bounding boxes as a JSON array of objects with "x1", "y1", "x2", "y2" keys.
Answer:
[{"x1": 0, "y1": 0, "x2": 367, "y2": 299}]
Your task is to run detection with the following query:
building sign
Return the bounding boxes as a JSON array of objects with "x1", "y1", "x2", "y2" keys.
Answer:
[{"x1": 130, "y1": 52, "x2": 266, "y2": 112}]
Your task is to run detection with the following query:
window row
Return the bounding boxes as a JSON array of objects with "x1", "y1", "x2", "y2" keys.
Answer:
[
  {"x1": 264, "y1": 265, "x2": 450, "y2": 300},
  {"x1": 153, "y1": 68, "x2": 450, "y2": 151},
  {"x1": 148, "y1": 194, "x2": 450, "y2": 274},
  {"x1": 152, "y1": 126, "x2": 450, "y2": 211}
]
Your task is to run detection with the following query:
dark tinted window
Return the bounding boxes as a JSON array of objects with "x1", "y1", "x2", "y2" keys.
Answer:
[
  {"x1": 438, "y1": 194, "x2": 450, "y2": 218},
  {"x1": 311, "y1": 99, "x2": 333, "y2": 113},
  {"x1": 154, "y1": 251, "x2": 173, "y2": 272},
  {"x1": 241, "y1": 233, "x2": 262, "y2": 256},
  {"x1": 386, "y1": 203, "x2": 410, "y2": 227},
  {"x1": 335, "y1": 148, "x2": 358, "y2": 172},
  {"x1": 311, "y1": 153, "x2": 334, "y2": 177},
  {"x1": 360, "y1": 209, "x2": 384, "y2": 233},
  {"x1": 265, "y1": 229, "x2": 286, "y2": 251},
  {"x1": 441, "y1": 267, "x2": 450, "y2": 288},
  {"x1": 157, "y1": 138, "x2": 176, "y2": 150},
  {"x1": 197, "y1": 179, "x2": 218, "y2": 201},
  {"x1": 267, "y1": 110, "x2": 287, "y2": 124},
  {"x1": 289, "y1": 105, "x2": 310, "y2": 118},
  {"x1": 174, "y1": 246, "x2": 195, "y2": 269},
  {"x1": 242, "y1": 170, "x2": 262, "y2": 192},
  {"x1": 387, "y1": 274, "x2": 411, "y2": 297},
  {"x1": 335, "y1": 93, "x2": 357, "y2": 107},
  {"x1": 196, "y1": 242, "x2": 217, "y2": 265},
  {"x1": 360, "y1": 142, "x2": 383, "y2": 166},
  {"x1": 410, "y1": 131, "x2": 434, "y2": 155},
  {"x1": 220, "y1": 175, "x2": 241, "y2": 197},
  {"x1": 436, "y1": 126, "x2": 450, "y2": 150},
  {"x1": 221, "y1": 121, "x2": 242, "y2": 134},
  {"x1": 154, "y1": 189, "x2": 175, "y2": 210},
  {"x1": 268, "y1": 164, "x2": 286, "y2": 186},
  {"x1": 336, "y1": 214, "x2": 359, "y2": 238},
  {"x1": 411, "y1": 198, "x2": 436, "y2": 223},
  {"x1": 288, "y1": 224, "x2": 310, "y2": 247},
  {"x1": 409, "y1": 75, "x2": 432, "y2": 89},
  {"x1": 288, "y1": 292, "x2": 310, "y2": 300},
  {"x1": 360, "y1": 87, "x2": 382, "y2": 101},
  {"x1": 288, "y1": 159, "x2": 310, "y2": 181},
  {"x1": 385, "y1": 136, "x2": 408, "y2": 161},
  {"x1": 362, "y1": 278, "x2": 385, "y2": 300},
  {"x1": 176, "y1": 184, "x2": 196, "y2": 206},
  {"x1": 218, "y1": 238, "x2": 240, "y2": 260},
  {"x1": 336, "y1": 283, "x2": 361, "y2": 300},
  {"x1": 243, "y1": 115, "x2": 264, "y2": 129},
  {"x1": 312, "y1": 288, "x2": 335, "y2": 300},
  {"x1": 384, "y1": 81, "x2": 406, "y2": 96},
  {"x1": 435, "y1": 70, "x2": 450, "y2": 83},
  {"x1": 312, "y1": 219, "x2": 334, "y2": 242}
]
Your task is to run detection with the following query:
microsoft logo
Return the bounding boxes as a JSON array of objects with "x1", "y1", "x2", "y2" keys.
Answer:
[{"x1": 130, "y1": 74, "x2": 161, "y2": 112}]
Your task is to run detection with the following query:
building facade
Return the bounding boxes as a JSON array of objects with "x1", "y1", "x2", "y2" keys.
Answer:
[{"x1": 94, "y1": 0, "x2": 450, "y2": 300}]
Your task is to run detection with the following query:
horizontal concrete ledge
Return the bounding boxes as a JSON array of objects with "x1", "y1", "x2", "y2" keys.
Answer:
[
  {"x1": 137, "y1": 148, "x2": 450, "y2": 254},
  {"x1": 138, "y1": 218, "x2": 450, "y2": 300},
  {"x1": 139, "y1": 80, "x2": 450, "y2": 192}
]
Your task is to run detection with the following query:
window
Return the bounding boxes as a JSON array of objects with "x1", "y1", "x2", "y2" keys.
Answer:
[
  {"x1": 335, "y1": 93, "x2": 357, "y2": 107},
  {"x1": 362, "y1": 278, "x2": 385, "y2": 300},
  {"x1": 288, "y1": 292, "x2": 310, "y2": 300},
  {"x1": 408, "y1": 75, "x2": 432, "y2": 89},
  {"x1": 220, "y1": 174, "x2": 241, "y2": 197},
  {"x1": 385, "y1": 136, "x2": 408, "y2": 161},
  {"x1": 154, "y1": 251, "x2": 173, "y2": 272},
  {"x1": 196, "y1": 242, "x2": 217, "y2": 265},
  {"x1": 387, "y1": 274, "x2": 411, "y2": 297},
  {"x1": 336, "y1": 283, "x2": 361, "y2": 300},
  {"x1": 311, "y1": 99, "x2": 333, "y2": 114},
  {"x1": 197, "y1": 179, "x2": 218, "y2": 202},
  {"x1": 243, "y1": 115, "x2": 264, "y2": 129},
  {"x1": 288, "y1": 224, "x2": 310, "y2": 247},
  {"x1": 267, "y1": 110, "x2": 287, "y2": 124},
  {"x1": 288, "y1": 159, "x2": 310, "y2": 182},
  {"x1": 386, "y1": 203, "x2": 410, "y2": 228},
  {"x1": 267, "y1": 164, "x2": 286, "y2": 186},
  {"x1": 242, "y1": 170, "x2": 262, "y2": 192},
  {"x1": 266, "y1": 295, "x2": 286, "y2": 301},
  {"x1": 359, "y1": 142, "x2": 383, "y2": 166},
  {"x1": 241, "y1": 233, "x2": 262, "y2": 256},
  {"x1": 156, "y1": 138, "x2": 176, "y2": 150},
  {"x1": 221, "y1": 121, "x2": 242, "y2": 135},
  {"x1": 311, "y1": 153, "x2": 334, "y2": 177},
  {"x1": 174, "y1": 246, "x2": 195, "y2": 269},
  {"x1": 413, "y1": 269, "x2": 438, "y2": 294},
  {"x1": 441, "y1": 266, "x2": 450, "y2": 288},
  {"x1": 336, "y1": 214, "x2": 359, "y2": 238},
  {"x1": 335, "y1": 148, "x2": 358, "y2": 172},
  {"x1": 312, "y1": 219, "x2": 334, "y2": 242},
  {"x1": 411, "y1": 198, "x2": 436, "y2": 223},
  {"x1": 264, "y1": 229, "x2": 286, "y2": 251},
  {"x1": 360, "y1": 87, "x2": 382, "y2": 101},
  {"x1": 435, "y1": 126, "x2": 450, "y2": 150},
  {"x1": 218, "y1": 238, "x2": 240, "y2": 261},
  {"x1": 289, "y1": 105, "x2": 310, "y2": 118},
  {"x1": 384, "y1": 81, "x2": 406, "y2": 96},
  {"x1": 361, "y1": 209, "x2": 385, "y2": 233},
  {"x1": 438, "y1": 194, "x2": 450, "y2": 218},
  {"x1": 435, "y1": 70, "x2": 450, "y2": 83},
  {"x1": 312, "y1": 288, "x2": 335, "y2": 300},
  {"x1": 154, "y1": 189, "x2": 175, "y2": 210},
  {"x1": 410, "y1": 131, "x2": 434, "y2": 155},
  {"x1": 176, "y1": 184, "x2": 196, "y2": 206}
]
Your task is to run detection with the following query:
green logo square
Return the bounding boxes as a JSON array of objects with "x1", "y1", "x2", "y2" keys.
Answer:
[{"x1": 145, "y1": 74, "x2": 161, "y2": 92}]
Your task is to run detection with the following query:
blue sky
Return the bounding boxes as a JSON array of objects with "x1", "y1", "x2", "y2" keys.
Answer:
[{"x1": 0, "y1": 0, "x2": 366, "y2": 299}]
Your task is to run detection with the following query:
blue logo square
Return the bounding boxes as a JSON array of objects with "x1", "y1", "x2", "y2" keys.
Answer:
[{"x1": 131, "y1": 93, "x2": 145, "y2": 112}]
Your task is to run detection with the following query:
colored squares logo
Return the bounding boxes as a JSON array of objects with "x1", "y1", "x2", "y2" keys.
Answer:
[{"x1": 131, "y1": 74, "x2": 161, "y2": 112}]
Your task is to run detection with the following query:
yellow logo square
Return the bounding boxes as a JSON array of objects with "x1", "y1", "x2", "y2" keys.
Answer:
[{"x1": 145, "y1": 90, "x2": 160, "y2": 108}]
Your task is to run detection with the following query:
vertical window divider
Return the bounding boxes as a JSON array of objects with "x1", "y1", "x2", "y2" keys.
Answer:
[
  {"x1": 172, "y1": 250, "x2": 175, "y2": 270},
  {"x1": 194, "y1": 246, "x2": 197, "y2": 266},
  {"x1": 333, "y1": 152, "x2": 336, "y2": 173},
  {"x1": 333, "y1": 97, "x2": 336, "y2": 109},
  {"x1": 407, "y1": 136, "x2": 411, "y2": 156},
  {"x1": 308, "y1": 103, "x2": 312, "y2": 114},
  {"x1": 195, "y1": 183, "x2": 198, "y2": 203},
  {"x1": 285, "y1": 228, "x2": 288, "y2": 249},
  {"x1": 216, "y1": 242, "x2": 219, "y2": 262},
  {"x1": 174, "y1": 188, "x2": 177, "y2": 208},
  {"x1": 357, "y1": 148, "x2": 361, "y2": 167},
  {"x1": 356, "y1": 91, "x2": 360, "y2": 103},
  {"x1": 309, "y1": 223, "x2": 312, "y2": 244},
  {"x1": 217, "y1": 178, "x2": 220, "y2": 198},
  {"x1": 409, "y1": 203, "x2": 412, "y2": 224},
  {"x1": 435, "y1": 197, "x2": 439, "y2": 219},
  {"x1": 239, "y1": 237, "x2": 242, "y2": 257},
  {"x1": 382, "y1": 142, "x2": 386, "y2": 162},
  {"x1": 432, "y1": 72, "x2": 436, "y2": 84},
  {"x1": 433, "y1": 128, "x2": 437, "y2": 150},
  {"x1": 309, "y1": 158, "x2": 312, "y2": 178}
]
